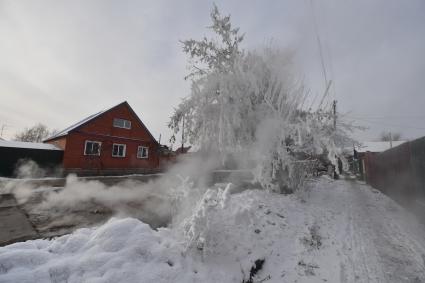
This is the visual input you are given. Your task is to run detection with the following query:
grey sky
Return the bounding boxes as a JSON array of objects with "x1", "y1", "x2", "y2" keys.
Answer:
[{"x1": 0, "y1": 0, "x2": 424, "y2": 144}]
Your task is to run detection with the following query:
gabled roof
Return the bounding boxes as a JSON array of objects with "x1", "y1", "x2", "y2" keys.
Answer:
[
  {"x1": 0, "y1": 140, "x2": 62, "y2": 151},
  {"x1": 45, "y1": 110, "x2": 106, "y2": 141},
  {"x1": 44, "y1": 101, "x2": 158, "y2": 144}
]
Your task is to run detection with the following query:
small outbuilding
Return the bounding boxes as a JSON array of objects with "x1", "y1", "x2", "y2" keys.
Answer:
[{"x1": 0, "y1": 140, "x2": 63, "y2": 177}]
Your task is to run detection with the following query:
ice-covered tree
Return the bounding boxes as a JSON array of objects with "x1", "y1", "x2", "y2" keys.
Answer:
[
  {"x1": 181, "y1": 4, "x2": 244, "y2": 80},
  {"x1": 169, "y1": 5, "x2": 355, "y2": 193}
]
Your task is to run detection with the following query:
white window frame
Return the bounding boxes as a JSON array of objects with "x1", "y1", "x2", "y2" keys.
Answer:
[
  {"x1": 84, "y1": 140, "x2": 102, "y2": 156},
  {"x1": 113, "y1": 118, "x2": 132, "y2": 129},
  {"x1": 137, "y1": 146, "x2": 149, "y2": 159},
  {"x1": 112, "y1": 143, "x2": 127, "y2": 158}
]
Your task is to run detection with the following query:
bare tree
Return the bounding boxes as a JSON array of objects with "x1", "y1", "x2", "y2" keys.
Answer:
[
  {"x1": 380, "y1": 131, "x2": 402, "y2": 142},
  {"x1": 14, "y1": 123, "x2": 54, "y2": 143}
]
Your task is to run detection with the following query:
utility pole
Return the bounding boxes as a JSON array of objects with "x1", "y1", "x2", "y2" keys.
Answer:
[
  {"x1": 0, "y1": 124, "x2": 6, "y2": 138},
  {"x1": 332, "y1": 100, "x2": 337, "y2": 130},
  {"x1": 181, "y1": 116, "x2": 185, "y2": 151},
  {"x1": 389, "y1": 132, "x2": 393, "y2": 148}
]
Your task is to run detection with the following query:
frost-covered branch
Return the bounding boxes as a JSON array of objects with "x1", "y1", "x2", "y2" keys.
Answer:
[{"x1": 181, "y1": 4, "x2": 244, "y2": 80}]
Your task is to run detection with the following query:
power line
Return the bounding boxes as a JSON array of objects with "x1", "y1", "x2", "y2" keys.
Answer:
[
  {"x1": 346, "y1": 115, "x2": 425, "y2": 120},
  {"x1": 325, "y1": 41, "x2": 337, "y2": 101},
  {"x1": 309, "y1": 0, "x2": 328, "y2": 88},
  {"x1": 317, "y1": 80, "x2": 332, "y2": 109},
  {"x1": 309, "y1": 0, "x2": 337, "y2": 115},
  {"x1": 345, "y1": 116, "x2": 425, "y2": 131}
]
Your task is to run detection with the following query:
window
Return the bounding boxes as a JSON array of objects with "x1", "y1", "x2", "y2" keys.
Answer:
[
  {"x1": 113, "y1": 118, "x2": 131, "y2": 129},
  {"x1": 84, "y1": 141, "x2": 101, "y2": 156},
  {"x1": 112, "y1": 143, "x2": 126, "y2": 157},
  {"x1": 137, "y1": 146, "x2": 149, "y2": 159}
]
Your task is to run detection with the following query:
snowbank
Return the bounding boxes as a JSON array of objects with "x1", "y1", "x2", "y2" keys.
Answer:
[
  {"x1": 1, "y1": 178, "x2": 424, "y2": 283},
  {"x1": 0, "y1": 218, "x2": 186, "y2": 283}
]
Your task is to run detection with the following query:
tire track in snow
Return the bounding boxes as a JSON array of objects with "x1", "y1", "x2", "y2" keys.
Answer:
[
  {"x1": 336, "y1": 182, "x2": 385, "y2": 283},
  {"x1": 338, "y1": 180, "x2": 425, "y2": 282},
  {"x1": 352, "y1": 184, "x2": 425, "y2": 282},
  {"x1": 345, "y1": 184, "x2": 387, "y2": 282}
]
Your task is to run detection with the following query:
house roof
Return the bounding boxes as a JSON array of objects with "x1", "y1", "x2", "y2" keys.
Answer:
[
  {"x1": 45, "y1": 110, "x2": 106, "y2": 141},
  {"x1": 355, "y1": 141, "x2": 406, "y2": 153},
  {"x1": 0, "y1": 140, "x2": 62, "y2": 151},
  {"x1": 44, "y1": 101, "x2": 158, "y2": 144}
]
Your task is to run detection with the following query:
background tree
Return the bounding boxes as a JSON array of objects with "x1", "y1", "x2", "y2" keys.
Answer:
[
  {"x1": 380, "y1": 131, "x2": 402, "y2": 141},
  {"x1": 14, "y1": 123, "x2": 55, "y2": 142}
]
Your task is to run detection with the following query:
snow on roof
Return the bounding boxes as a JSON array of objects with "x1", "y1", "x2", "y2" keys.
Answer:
[
  {"x1": 44, "y1": 102, "x2": 128, "y2": 141},
  {"x1": 44, "y1": 101, "x2": 159, "y2": 145},
  {"x1": 44, "y1": 110, "x2": 105, "y2": 141},
  {"x1": 355, "y1": 141, "x2": 406, "y2": 153},
  {"x1": 0, "y1": 140, "x2": 63, "y2": 151}
]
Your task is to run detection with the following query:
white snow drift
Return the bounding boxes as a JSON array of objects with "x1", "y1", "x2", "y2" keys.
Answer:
[{"x1": 1, "y1": 177, "x2": 424, "y2": 283}]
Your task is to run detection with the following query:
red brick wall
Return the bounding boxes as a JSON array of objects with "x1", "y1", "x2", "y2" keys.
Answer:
[
  {"x1": 46, "y1": 137, "x2": 67, "y2": 150},
  {"x1": 78, "y1": 105, "x2": 153, "y2": 140},
  {"x1": 61, "y1": 103, "x2": 159, "y2": 171}
]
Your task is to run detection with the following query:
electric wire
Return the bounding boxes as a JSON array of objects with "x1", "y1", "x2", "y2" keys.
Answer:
[{"x1": 345, "y1": 116, "x2": 425, "y2": 131}]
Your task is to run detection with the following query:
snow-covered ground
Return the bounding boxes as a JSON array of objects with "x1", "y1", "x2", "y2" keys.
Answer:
[{"x1": 0, "y1": 177, "x2": 424, "y2": 283}]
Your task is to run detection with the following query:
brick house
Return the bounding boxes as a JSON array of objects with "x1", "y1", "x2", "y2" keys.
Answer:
[{"x1": 44, "y1": 101, "x2": 160, "y2": 175}]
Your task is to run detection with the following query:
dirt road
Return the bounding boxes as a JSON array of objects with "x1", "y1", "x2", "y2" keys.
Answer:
[
  {"x1": 0, "y1": 194, "x2": 37, "y2": 246},
  {"x1": 308, "y1": 179, "x2": 425, "y2": 282}
]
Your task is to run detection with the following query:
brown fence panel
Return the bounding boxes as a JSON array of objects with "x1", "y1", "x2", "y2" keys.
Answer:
[
  {"x1": 365, "y1": 137, "x2": 425, "y2": 202},
  {"x1": 409, "y1": 137, "x2": 425, "y2": 198}
]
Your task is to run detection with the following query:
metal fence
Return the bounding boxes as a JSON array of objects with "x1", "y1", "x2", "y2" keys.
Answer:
[{"x1": 364, "y1": 137, "x2": 425, "y2": 201}]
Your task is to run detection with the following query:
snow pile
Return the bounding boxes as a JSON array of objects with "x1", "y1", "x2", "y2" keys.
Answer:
[
  {"x1": 2, "y1": 177, "x2": 424, "y2": 283},
  {"x1": 0, "y1": 185, "x2": 310, "y2": 283},
  {"x1": 0, "y1": 218, "x2": 185, "y2": 283}
]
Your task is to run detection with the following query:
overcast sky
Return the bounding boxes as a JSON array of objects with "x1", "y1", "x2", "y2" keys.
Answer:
[{"x1": 1, "y1": 0, "x2": 424, "y2": 144}]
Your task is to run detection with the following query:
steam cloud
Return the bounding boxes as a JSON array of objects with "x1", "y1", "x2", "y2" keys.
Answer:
[{"x1": 3, "y1": 155, "x2": 224, "y2": 232}]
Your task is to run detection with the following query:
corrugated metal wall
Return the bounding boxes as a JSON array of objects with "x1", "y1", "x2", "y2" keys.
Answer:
[
  {"x1": 365, "y1": 137, "x2": 425, "y2": 200},
  {"x1": 0, "y1": 147, "x2": 63, "y2": 177}
]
